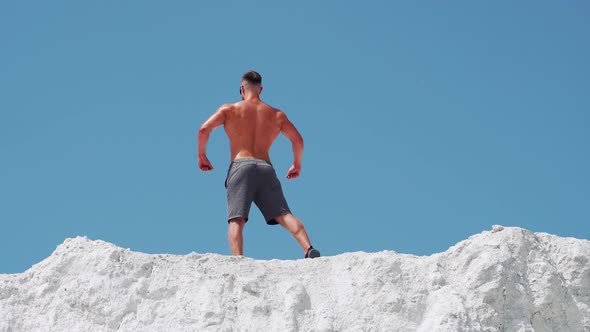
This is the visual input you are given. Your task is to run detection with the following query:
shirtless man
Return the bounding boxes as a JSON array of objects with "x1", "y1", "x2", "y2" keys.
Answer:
[{"x1": 197, "y1": 71, "x2": 320, "y2": 259}]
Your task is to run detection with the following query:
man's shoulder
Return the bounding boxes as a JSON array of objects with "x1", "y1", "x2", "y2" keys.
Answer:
[
  {"x1": 261, "y1": 102, "x2": 284, "y2": 115},
  {"x1": 221, "y1": 102, "x2": 238, "y2": 109},
  {"x1": 217, "y1": 103, "x2": 237, "y2": 114}
]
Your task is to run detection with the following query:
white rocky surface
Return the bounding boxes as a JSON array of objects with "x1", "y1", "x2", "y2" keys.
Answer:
[{"x1": 1, "y1": 226, "x2": 589, "y2": 332}]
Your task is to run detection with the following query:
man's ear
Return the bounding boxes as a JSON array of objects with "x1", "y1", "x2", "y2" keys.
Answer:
[{"x1": 260, "y1": 86, "x2": 263, "y2": 94}]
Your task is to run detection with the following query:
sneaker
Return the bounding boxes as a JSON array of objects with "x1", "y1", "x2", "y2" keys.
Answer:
[{"x1": 305, "y1": 246, "x2": 320, "y2": 259}]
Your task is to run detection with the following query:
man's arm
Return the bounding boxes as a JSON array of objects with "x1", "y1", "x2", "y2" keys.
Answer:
[
  {"x1": 279, "y1": 112, "x2": 304, "y2": 179},
  {"x1": 198, "y1": 105, "x2": 229, "y2": 171}
]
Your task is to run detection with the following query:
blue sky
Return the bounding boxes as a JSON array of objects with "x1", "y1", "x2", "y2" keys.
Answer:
[{"x1": 1, "y1": 1, "x2": 589, "y2": 273}]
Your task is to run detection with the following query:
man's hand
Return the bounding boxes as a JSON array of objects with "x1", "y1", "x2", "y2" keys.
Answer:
[
  {"x1": 286, "y1": 164, "x2": 301, "y2": 179},
  {"x1": 198, "y1": 155, "x2": 214, "y2": 172}
]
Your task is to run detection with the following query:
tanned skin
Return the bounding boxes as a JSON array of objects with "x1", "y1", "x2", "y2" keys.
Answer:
[{"x1": 198, "y1": 80, "x2": 312, "y2": 256}]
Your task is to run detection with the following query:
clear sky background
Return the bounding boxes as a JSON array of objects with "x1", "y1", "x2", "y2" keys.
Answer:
[{"x1": 1, "y1": 1, "x2": 589, "y2": 273}]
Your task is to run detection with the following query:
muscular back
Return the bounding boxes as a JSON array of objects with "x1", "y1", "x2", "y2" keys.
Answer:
[
  {"x1": 199, "y1": 94, "x2": 303, "y2": 175},
  {"x1": 223, "y1": 100, "x2": 284, "y2": 162}
]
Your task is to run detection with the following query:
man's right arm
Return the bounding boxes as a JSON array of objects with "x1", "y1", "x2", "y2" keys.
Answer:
[{"x1": 279, "y1": 112, "x2": 304, "y2": 179}]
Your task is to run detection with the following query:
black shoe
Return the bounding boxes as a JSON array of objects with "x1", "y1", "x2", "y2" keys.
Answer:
[{"x1": 305, "y1": 246, "x2": 320, "y2": 259}]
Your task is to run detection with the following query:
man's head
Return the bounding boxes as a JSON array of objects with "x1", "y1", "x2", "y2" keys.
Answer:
[
  {"x1": 240, "y1": 70, "x2": 263, "y2": 99},
  {"x1": 242, "y1": 70, "x2": 262, "y2": 85}
]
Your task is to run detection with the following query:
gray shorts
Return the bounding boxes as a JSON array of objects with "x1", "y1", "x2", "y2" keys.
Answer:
[{"x1": 225, "y1": 158, "x2": 291, "y2": 225}]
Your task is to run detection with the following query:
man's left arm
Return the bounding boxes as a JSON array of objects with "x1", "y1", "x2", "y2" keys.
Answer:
[{"x1": 198, "y1": 105, "x2": 229, "y2": 171}]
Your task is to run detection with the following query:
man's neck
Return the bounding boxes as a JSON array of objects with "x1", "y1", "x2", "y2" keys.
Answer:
[{"x1": 243, "y1": 93, "x2": 261, "y2": 102}]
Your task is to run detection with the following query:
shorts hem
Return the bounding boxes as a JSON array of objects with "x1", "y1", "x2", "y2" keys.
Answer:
[
  {"x1": 266, "y1": 211, "x2": 291, "y2": 225},
  {"x1": 228, "y1": 216, "x2": 249, "y2": 224}
]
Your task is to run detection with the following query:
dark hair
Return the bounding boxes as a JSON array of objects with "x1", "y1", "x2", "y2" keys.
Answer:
[{"x1": 242, "y1": 70, "x2": 262, "y2": 85}]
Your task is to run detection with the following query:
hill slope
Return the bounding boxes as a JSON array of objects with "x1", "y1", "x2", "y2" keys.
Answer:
[{"x1": 1, "y1": 226, "x2": 589, "y2": 331}]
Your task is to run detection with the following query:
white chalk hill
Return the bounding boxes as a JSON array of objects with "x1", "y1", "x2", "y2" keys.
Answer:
[{"x1": 1, "y1": 226, "x2": 589, "y2": 332}]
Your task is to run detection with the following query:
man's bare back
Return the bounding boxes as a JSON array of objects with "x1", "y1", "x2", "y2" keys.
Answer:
[
  {"x1": 198, "y1": 87, "x2": 303, "y2": 179},
  {"x1": 223, "y1": 100, "x2": 285, "y2": 162}
]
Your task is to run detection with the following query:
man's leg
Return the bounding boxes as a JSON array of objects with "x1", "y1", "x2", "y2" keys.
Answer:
[
  {"x1": 275, "y1": 213, "x2": 312, "y2": 254},
  {"x1": 228, "y1": 217, "x2": 246, "y2": 255}
]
